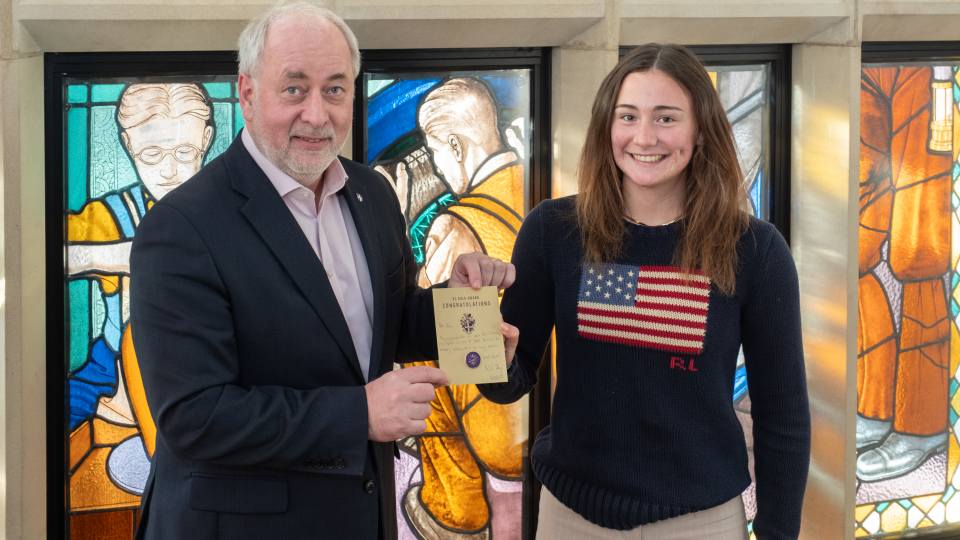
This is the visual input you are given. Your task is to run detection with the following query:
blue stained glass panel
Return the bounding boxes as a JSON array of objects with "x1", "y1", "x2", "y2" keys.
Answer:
[
  {"x1": 750, "y1": 170, "x2": 763, "y2": 216},
  {"x1": 366, "y1": 78, "x2": 440, "y2": 162}
]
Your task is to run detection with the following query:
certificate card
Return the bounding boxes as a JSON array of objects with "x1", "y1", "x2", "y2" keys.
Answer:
[{"x1": 432, "y1": 286, "x2": 508, "y2": 385}]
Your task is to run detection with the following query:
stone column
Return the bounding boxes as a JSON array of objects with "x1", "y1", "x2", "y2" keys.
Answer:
[
  {"x1": 2, "y1": 0, "x2": 47, "y2": 535},
  {"x1": 791, "y1": 33, "x2": 860, "y2": 540}
]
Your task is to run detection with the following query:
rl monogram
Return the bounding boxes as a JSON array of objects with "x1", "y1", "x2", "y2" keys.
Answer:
[{"x1": 669, "y1": 356, "x2": 699, "y2": 372}]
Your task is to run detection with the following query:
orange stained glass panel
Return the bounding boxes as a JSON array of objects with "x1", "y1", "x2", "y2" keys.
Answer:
[
  {"x1": 893, "y1": 278, "x2": 950, "y2": 436},
  {"x1": 894, "y1": 343, "x2": 949, "y2": 435},
  {"x1": 69, "y1": 421, "x2": 93, "y2": 470},
  {"x1": 92, "y1": 419, "x2": 139, "y2": 446},
  {"x1": 419, "y1": 435, "x2": 487, "y2": 530},
  {"x1": 70, "y1": 447, "x2": 140, "y2": 511},
  {"x1": 860, "y1": 188, "x2": 892, "y2": 272},
  {"x1": 887, "y1": 69, "x2": 951, "y2": 192},
  {"x1": 900, "y1": 279, "x2": 950, "y2": 350},
  {"x1": 70, "y1": 510, "x2": 137, "y2": 540},
  {"x1": 857, "y1": 274, "x2": 897, "y2": 419},
  {"x1": 890, "y1": 176, "x2": 952, "y2": 279}
]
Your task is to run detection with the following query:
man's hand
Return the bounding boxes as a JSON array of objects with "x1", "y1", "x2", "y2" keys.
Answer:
[
  {"x1": 449, "y1": 252, "x2": 516, "y2": 290},
  {"x1": 365, "y1": 366, "x2": 449, "y2": 442}
]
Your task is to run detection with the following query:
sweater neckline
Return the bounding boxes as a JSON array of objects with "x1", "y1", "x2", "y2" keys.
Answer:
[{"x1": 623, "y1": 218, "x2": 682, "y2": 238}]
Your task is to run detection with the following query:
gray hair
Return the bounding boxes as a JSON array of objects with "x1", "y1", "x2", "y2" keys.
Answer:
[{"x1": 237, "y1": 2, "x2": 361, "y2": 77}]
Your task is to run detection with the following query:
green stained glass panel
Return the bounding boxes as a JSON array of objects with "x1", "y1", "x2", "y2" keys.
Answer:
[
  {"x1": 234, "y1": 102, "x2": 245, "y2": 137},
  {"x1": 67, "y1": 107, "x2": 89, "y2": 213},
  {"x1": 91, "y1": 84, "x2": 125, "y2": 103},
  {"x1": 68, "y1": 84, "x2": 88, "y2": 104},
  {"x1": 206, "y1": 102, "x2": 233, "y2": 164},
  {"x1": 203, "y1": 82, "x2": 232, "y2": 99},
  {"x1": 89, "y1": 105, "x2": 137, "y2": 197},
  {"x1": 367, "y1": 78, "x2": 395, "y2": 98},
  {"x1": 68, "y1": 280, "x2": 90, "y2": 373}
]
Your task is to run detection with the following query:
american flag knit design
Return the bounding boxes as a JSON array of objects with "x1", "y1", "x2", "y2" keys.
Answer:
[{"x1": 576, "y1": 263, "x2": 710, "y2": 354}]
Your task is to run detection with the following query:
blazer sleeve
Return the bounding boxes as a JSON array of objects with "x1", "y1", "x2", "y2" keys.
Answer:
[
  {"x1": 374, "y1": 165, "x2": 440, "y2": 362},
  {"x1": 131, "y1": 202, "x2": 370, "y2": 475}
]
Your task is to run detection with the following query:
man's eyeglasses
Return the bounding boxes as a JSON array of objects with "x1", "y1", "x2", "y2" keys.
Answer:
[{"x1": 132, "y1": 144, "x2": 203, "y2": 165}]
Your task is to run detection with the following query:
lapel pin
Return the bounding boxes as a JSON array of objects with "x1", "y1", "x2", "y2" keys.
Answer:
[{"x1": 356, "y1": 193, "x2": 364, "y2": 202}]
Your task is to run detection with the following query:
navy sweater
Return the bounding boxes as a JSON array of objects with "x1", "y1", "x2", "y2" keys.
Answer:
[{"x1": 479, "y1": 196, "x2": 810, "y2": 539}]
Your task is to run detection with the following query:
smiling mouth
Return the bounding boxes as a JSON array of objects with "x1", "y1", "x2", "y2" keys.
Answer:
[
  {"x1": 293, "y1": 135, "x2": 331, "y2": 144},
  {"x1": 629, "y1": 153, "x2": 665, "y2": 163}
]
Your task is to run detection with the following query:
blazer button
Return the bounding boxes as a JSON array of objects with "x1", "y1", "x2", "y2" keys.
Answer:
[{"x1": 363, "y1": 480, "x2": 376, "y2": 494}]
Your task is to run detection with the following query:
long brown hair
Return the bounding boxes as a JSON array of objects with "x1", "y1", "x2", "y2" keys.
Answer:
[{"x1": 576, "y1": 43, "x2": 748, "y2": 294}]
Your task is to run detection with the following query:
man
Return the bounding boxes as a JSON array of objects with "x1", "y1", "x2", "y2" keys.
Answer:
[{"x1": 130, "y1": 4, "x2": 516, "y2": 539}]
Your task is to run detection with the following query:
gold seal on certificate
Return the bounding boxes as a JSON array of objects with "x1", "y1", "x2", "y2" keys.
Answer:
[{"x1": 432, "y1": 286, "x2": 508, "y2": 385}]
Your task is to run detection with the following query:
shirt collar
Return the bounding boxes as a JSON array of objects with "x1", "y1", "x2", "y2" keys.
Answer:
[{"x1": 241, "y1": 128, "x2": 348, "y2": 200}]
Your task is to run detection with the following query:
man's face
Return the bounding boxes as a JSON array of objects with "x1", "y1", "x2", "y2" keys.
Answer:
[
  {"x1": 123, "y1": 115, "x2": 212, "y2": 200},
  {"x1": 238, "y1": 16, "x2": 354, "y2": 187}
]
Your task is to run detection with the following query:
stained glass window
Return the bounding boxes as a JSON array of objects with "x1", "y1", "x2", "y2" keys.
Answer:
[
  {"x1": 708, "y1": 64, "x2": 770, "y2": 219},
  {"x1": 856, "y1": 61, "x2": 960, "y2": 538},
  {"x1": 62, "y1": 77, "x2": 242, "y2": 539},
  {"x1": 704, "y1": 60, "x2": 776, "y2": 538},
  {"x1": 360, "y1": 59, "x2": 543, "y2": 539}
]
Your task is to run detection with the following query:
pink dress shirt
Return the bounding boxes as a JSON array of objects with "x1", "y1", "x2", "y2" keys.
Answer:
[{"x1": 242, "y1": 130, "x2": 375, "y2": 380}]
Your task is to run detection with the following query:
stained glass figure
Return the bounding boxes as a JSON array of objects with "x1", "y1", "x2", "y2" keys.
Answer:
[
  {"x1": 363, "y1": 70, "x2": 531, "y2": 539},
  {"x1": 63, "y1": 78, "x2": 242, "y2": 538},
  {"x1": 856, "y1": 63, "x2": 960, "y2": 538}
]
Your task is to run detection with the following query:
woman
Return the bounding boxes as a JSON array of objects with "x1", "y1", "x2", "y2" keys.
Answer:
[{"x1": 479, "y1": 44, "x2": 810, "y2": 539}]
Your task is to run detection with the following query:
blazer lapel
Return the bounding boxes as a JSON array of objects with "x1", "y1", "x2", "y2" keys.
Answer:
[
  {"x1": 341, "y1": 169, "x2": 387, "y2": 377},
  {"x1": 225, "y1": 139, "x2": 364, "y2": 381}
]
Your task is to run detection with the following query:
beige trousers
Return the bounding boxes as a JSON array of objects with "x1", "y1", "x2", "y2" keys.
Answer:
[{"x1": 536, "y1": 487, "x2": 747, "y2": 540}]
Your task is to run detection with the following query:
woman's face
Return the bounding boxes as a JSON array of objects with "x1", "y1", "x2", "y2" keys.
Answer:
[{"x1": 610, "y1": 69, "x2": 698, "y2": 197}]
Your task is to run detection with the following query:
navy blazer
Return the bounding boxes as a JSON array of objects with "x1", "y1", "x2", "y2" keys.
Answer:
[{"x1": 130, "y1": 134, "x2": 437, "y2": 539}]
